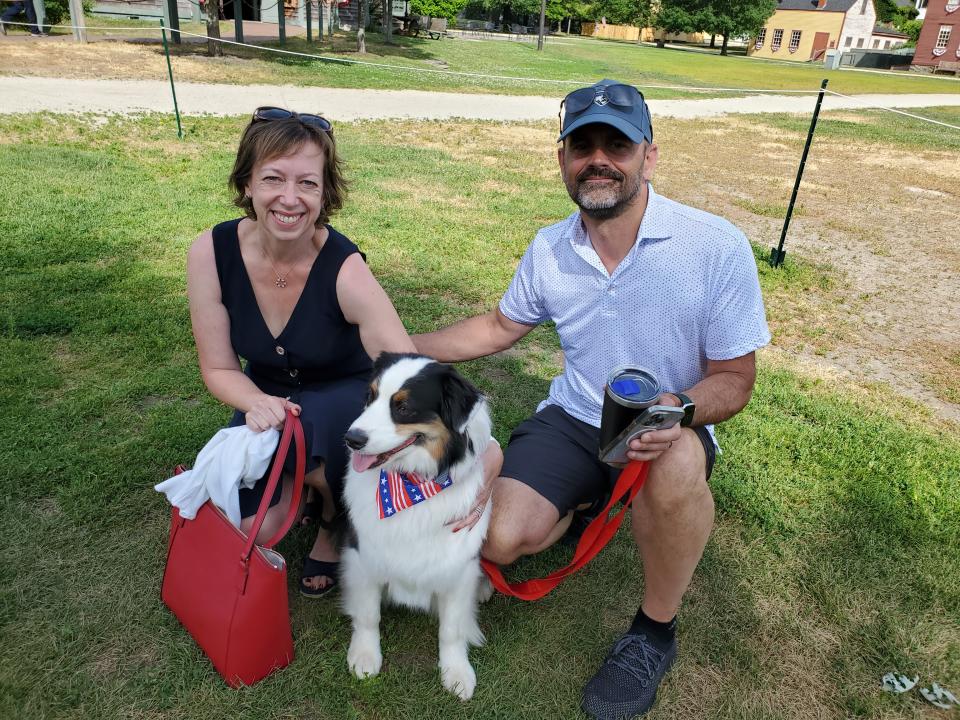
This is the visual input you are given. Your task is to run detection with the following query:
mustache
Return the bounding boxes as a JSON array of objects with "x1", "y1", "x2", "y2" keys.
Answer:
[{"x1": 576, "y1": 166, "x2": 625, "y2": 183}]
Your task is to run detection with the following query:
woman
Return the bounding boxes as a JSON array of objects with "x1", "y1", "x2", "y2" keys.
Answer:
[
  {"x1": 189, "y1": 108, "x2": 498, "y2": 597},
  {"x1": 188, "y1": 108, "x2": 417, "y2": 597}
]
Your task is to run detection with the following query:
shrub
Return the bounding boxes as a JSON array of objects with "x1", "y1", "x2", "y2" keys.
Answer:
[
  {"x1": 410, "y1": 0, "x2": 467, "y2": 21},
  {"x1": 42, "y1": 0, "x2": 93, "y2": 25}
]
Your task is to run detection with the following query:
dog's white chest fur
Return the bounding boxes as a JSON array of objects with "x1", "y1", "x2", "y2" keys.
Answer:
[{"x1": 339, "y1": 355, "x2": 492, "y2": 700}]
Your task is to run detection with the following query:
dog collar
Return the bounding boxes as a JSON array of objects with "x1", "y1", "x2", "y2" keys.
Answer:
[{"x1": 377, "y1": 468, "x2": 453, "y2": 519}]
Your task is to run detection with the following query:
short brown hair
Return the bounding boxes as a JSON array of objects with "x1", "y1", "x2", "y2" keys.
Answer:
[{"x1": 228, "y1": 115, "x2": 347, "y2": 227}]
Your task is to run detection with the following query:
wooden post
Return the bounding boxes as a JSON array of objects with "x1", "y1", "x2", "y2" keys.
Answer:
[
  {"x1": 278, "y1": 0, "x2": 286, "y2": 44},
  {"x1": 67, "y1": 0, "x2": 87, "y2": 41},
  {"x1": 163, "y1": 0, "x2": 181, "y2": 43},
  {"x1": 31, "y1": 0, "x2": 45, "y2": 31}
]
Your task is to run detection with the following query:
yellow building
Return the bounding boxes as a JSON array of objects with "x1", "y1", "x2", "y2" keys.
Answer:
[{"x1": 748, "y1": 0, "x2": 877, "y2": 61}]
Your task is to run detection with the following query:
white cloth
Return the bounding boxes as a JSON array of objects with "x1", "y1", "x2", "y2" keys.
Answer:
[
  {"x1": 499, "y1": 185, "x2": 771, "y2": 444},
  {"x1": 155, "y1": 426, "x2": 280, "y2": 527}
]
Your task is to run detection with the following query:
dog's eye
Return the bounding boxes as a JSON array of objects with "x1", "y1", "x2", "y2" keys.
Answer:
[{"x1": 393, "y1": 397, "x2": 413, "y2": 418}]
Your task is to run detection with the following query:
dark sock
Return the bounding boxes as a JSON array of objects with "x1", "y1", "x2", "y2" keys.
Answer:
[{"x1": 629, "y1": 607, "x2": 676, "y2": 650}]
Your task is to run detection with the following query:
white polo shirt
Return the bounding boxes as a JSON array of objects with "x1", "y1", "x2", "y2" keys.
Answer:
[{"x1": 499, "y1": 185, "x2": 771, "y2": 434}]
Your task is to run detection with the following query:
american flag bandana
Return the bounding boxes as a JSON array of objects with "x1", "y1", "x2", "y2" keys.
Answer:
[{"x1": 377, "y1": 468, "x2": 453, "y2": 519}]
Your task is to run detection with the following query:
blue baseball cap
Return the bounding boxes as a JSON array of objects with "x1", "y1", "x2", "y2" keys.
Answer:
[{"x1": 558, "y1": 79, "x2": 653, "y2": 145}]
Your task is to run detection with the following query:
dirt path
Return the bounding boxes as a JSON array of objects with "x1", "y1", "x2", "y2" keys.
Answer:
[{"x1": 1, "y1": 75, "x2": 959, "y2": 119}]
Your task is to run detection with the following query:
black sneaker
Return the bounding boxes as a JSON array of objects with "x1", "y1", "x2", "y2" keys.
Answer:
[
  {"x1": 581, "y1": 632, "x2": 677, "y2": 719},
  {"x1": 560, "y1": 494, "x2": 609, "y2": 547}
]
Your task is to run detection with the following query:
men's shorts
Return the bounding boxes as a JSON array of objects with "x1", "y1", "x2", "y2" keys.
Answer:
[{"x1": 500, "y1": 404, "x2": 716, "y2": 517}]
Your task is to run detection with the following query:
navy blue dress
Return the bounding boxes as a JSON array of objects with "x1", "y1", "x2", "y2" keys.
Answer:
[{"x1": 211, "y1": 218, "x2": 373, "y2": 518}]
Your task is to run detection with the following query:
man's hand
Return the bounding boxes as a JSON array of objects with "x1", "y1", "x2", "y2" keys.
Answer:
[
  {"x1": 624, "y1": 423, "x2": 682, "y2": 463},
  {"x1": 624, "y1": 392, "x2": 682, "y2": 462},
  {"x1": 447, "y1": 438, "x2": 502, "y2": 533},
  {"x1": 245, "y1": 395, "x2": 301, "y2": 432}
]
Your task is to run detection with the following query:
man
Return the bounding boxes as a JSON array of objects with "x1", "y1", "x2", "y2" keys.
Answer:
[
  {"x1": 0, "y1": 0, "x2": 44, "y2": 36},
  {"x1": 413, "y1": 79, "x2": 770, "y2": 719}
]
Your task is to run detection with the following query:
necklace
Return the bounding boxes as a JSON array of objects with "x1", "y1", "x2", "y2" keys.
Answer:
[{"x1": 260, "y1": 241, "x2": 307, "y2": 289}]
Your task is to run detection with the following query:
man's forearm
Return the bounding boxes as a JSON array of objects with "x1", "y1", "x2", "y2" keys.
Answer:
[
  {"x1": 687, "y1": 374, "x2": 752, "y2": 426},
  {"x1": 413, "y1": 311, "x2": 519, "y2": 363}
]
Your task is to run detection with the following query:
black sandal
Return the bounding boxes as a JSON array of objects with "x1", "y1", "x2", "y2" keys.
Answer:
[{"x1": 300, "y1": 556, "x2": 339, "y2": 598}]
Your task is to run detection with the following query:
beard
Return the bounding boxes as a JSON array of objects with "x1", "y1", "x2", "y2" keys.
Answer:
[{"x1": 566, "y1": 165, "x2": 643, "y2": 220}]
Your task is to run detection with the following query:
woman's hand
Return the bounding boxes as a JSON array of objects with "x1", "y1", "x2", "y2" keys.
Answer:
[
  {"x1": 447, "y1": 438, "x2": 502, "y2": 533},
  {"x1": 245, "y1": 395, "x2": 301, "y2": 432}
]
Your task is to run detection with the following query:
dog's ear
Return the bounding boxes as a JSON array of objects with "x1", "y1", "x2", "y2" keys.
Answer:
[{"x1": 439, "y1": 365, "x2": 482, "y2": 431}]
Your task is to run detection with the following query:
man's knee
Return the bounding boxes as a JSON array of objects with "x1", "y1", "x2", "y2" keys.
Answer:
[
  {"x1": 482, "y1": 477, "x2": 560, "y2": 565},
  {"x1": 635, "y1": 429, "x2": 712, "y2": 516}
]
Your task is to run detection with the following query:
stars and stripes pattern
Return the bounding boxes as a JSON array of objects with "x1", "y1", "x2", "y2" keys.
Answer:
[{"x1": 377, "y1": 468, "x2": 453, "y2": 519}]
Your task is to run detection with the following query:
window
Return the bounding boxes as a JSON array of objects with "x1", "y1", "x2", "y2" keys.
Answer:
[
  {"x1": 772, "y1": 28, "x2": 784, "y2": 51},
  {"x1": 844, "y1": 36, "x2": 853, "y2": 46},
  {"x1": 936, "y1": 25, "x2": 952, "y2": 49},
  {"x1": 860, "y1": 0, "x2": 868, "y2": 14},
  {"x1": 789, "y1": 29, "x2": 802, "y2": 52},
  {"x1": 755, "y1": 27, "x2": 766, "y2": 49},
  {"x1": 873, "y1": 38, "x2": 880, "y2": 47},
  {"x1": 856, "y1": 37, "x2": 864, "y2": 47},
  {"x1": 884, "y1": 40, "x2": 891, "y2": 48}
]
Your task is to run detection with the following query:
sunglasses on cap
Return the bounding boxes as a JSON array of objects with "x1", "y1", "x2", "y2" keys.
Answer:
[
  {"x1": 561, "y1": 83, "x2": 644, "y2": 116},
  {"x1": 252, "y1": 106, "x2": 333, "y2": 133}
]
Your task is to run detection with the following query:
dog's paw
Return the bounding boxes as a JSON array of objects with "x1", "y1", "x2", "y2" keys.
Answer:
[
  {"x1": 347, "y1": 636, "x2": 383, "y2": 679},
  {"x1": 476, "y1": 575, "x2": 494, "y2": 604},
  {"x1": 440, "y1": 661, "x2": 477, "y2": 701}
]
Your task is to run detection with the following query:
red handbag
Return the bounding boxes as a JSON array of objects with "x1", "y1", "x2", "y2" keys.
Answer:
[{"x1": 161, "y1": 411, "x2": 305, "y2": 687}]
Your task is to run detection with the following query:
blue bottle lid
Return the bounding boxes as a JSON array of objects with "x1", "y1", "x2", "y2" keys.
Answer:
[{"x1": 606, "y1": 367, "x2": 659, "y2": 407}]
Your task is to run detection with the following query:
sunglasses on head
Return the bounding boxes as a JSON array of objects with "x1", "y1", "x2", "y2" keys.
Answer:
[{"x1": 252, "y1": 106, "x2": 333, "y2": 133}]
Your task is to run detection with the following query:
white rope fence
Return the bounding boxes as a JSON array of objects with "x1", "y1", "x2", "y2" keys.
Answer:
[
  {"x1": 3, "y1": 19, "x2": 959, "y2": 130},
  {"x1": 824, "y1": 88, "x2": 960, "y2": 131}
]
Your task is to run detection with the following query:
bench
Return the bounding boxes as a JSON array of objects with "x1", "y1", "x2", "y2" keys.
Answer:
[
  {"x1": 934, "y1": 60, "x2": 960, "y2": 75},
  {"x1": 422, "y1": 16, "x2": 447, "y2": 39}
]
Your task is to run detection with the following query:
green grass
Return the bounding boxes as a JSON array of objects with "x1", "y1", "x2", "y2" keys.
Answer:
[
  {"x1": 760, "y1": 105, "x2": 960, "y2": 151},
  {"x1": 14, "y1": 19, "x2": 960, "y2": 97},
  {"x1": 0, "y1": 112, "x2": 958, "y2": 719}
]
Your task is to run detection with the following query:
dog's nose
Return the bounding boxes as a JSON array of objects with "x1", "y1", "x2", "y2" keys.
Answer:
[{"x1": 344, "y1": 428, "x2": 369, "y2": 451}]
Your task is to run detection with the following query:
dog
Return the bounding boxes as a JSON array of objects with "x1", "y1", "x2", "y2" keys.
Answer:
[{"x1": 340, "y1": 352, "x2": 493, "y2": 701}]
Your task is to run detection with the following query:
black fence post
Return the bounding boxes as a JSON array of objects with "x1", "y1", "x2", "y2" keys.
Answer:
[
  {"x1": 161, "y1": 21, "x2": 185, "y2": 139},
  {"x1": 233, "y1": 0, "x2": 244, "y2": 43},
  {"x1": 771, "y1": 78, "x2": 829, "y2": 268},
  {"x1": 306, "y1": 0, "x2": 312, "y2": 41},
  {"x1": 278, "y1": 0, "x2": 286, "y2": 44}
]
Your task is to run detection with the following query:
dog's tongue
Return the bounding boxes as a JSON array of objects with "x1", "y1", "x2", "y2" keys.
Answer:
[{"x1": 352, "y1": 452, "x2": 380, "y2": 473}]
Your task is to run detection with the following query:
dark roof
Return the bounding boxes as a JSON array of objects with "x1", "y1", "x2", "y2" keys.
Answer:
[
  {"x1": 873, "y1": 23, "x2": 909, "y2": 36},
  {"x1": 775, "y1": 0, "x2": 860, "y2": 11}
]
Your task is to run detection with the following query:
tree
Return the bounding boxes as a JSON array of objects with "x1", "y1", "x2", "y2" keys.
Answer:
[
  {"x1": 382, "y1": 0, "x2": 394, "y2": 42},
  {"x1": 204, "y1": 0, "x2": 222, "y2": 57},
  {"x1": 358, "y1": 0, "x2": 368, "y2": 51},
  {"x1": 697, "y1": 0, "x2": 776, "y2": 55},
  {"x1": 900, "y1": 18, "x2": 922, "y2": 44}
]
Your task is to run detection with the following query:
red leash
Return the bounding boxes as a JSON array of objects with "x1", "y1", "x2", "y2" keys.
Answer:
[{"x1": 480, "y1": 461, "x2": 649, "y2": 601}]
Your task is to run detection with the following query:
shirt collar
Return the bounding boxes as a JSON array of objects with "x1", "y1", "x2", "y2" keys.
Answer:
[{"x1": 565, "y1": 183, "x2": 672, "y2": 255}]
